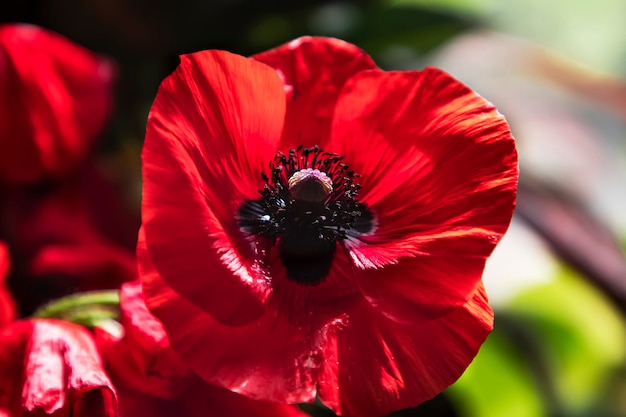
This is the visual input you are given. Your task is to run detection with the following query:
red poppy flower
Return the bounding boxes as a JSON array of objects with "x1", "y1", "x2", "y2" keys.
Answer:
[
  {"x1": 0, "y1": 24, "x2": 113, "y2": 184},
  {"x1": 138, "y1": 37, "x2": 518, "y2": 416},
  {"x1": 0, "y1": 318, "x2": 117, "y2": 416},
  {"x1": 95, "y1": 280, "x2": 308, "y2": 417},
  {"x1": 0, "y1": 241, "x2": 16, "y2": 327}
]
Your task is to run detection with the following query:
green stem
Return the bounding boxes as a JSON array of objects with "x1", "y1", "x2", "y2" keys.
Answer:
[{"x1": 32, "y1": 290, "x2": 121, "y2": 328}]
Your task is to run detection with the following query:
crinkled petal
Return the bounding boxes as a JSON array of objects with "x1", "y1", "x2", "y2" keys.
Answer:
[
  {"x1": 330, "y1": 67, "x2": 517, "y2": 314},
  {"x1": 141, "y1": 239, "x2": 321, "y2": 404},
  {"x1": 253, "y1": 36, "x2": 376, "y2": 149},
  {"x1": 0, "y1": 24, "x2": 113, "y2": 184},
  {"x1": 318, "y1": 283, "x2": 493, "y2": 417},
  {"x1": 141, "y1": 50, "x2": 287, "y2": 325},
  {"x1": 357, "y1": 254, "x2": 488, "y2": 322},
  {"x1": 0, "y1": 319, "x2": 117, "y2": 416},
  {"x1": 102, "y1": 280, "x2": 309, "y2": 416},
  {"x1": 95, "y1": 280, "x2": 191, "y2": 400}
]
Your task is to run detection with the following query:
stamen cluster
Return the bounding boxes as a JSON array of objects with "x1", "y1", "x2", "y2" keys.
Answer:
[{"x1": 238, "y1": 145, "x2": 374, "y2": 283}]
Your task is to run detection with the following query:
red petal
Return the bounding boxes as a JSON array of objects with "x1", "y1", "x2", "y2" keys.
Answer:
[
  {"x1": 141, "y1": 257, "x2": 321, "y2": 404},
  {"x1": 0, "y1": 242, "x2": 15, "y2": 327},
  {"x1": 356, "y1": 254, "x2": 488, "y2": 322},
  {"x1": 141, "y1": 229, "x2": 491, "y2": 415},
  {"x1": 318, "y1": 283, "x2": 493, "y2": 417},
  {"x1": 253, "y1": 36, "x2": 376, "y2": 149},
  {"x1": 182, "y1": 377, "x2": 310, "y2": 417},
  {"x1": 95, "y1": 280, "x2": 191, "y2": 400},
  {"x1": 116, "y1": 378, "x2": 308, "y2": 417},
  {"x1": 141, "y1": 50, "x2": 287, "y2": 325},
  {"x1": 330, "y1": 68, "x2": 517, "y2": 313},
  {"x1": 0, "y1": 241, "x2": 9, "y2": 280},
  {"x1": 9, "y1": 179, "x2": 136, "y2": 291},
  {"x1": 0, "y1": 319, "x2": 117, "y2": 416},
  {"x1": 0, "y1": 24, "x2": 113, "y2": 184},
  {"x1": 30, "y1": 244, "x2": 136, "y2": 283},
  {"x1": 101, "y1": 280, "x2": 308, "y2": 416},
  {"x1": 117, "y1": 387, "x2": 183, "y2": 417},
  {"x1": 0, "y1": 288, "x2": 13, "y2": 329}
]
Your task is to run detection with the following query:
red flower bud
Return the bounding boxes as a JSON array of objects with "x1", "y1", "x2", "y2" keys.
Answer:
[{"x1": 0, "y1": 24, "x2": 114, "y2": 184}]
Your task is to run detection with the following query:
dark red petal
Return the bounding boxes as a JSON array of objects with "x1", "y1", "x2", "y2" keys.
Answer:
[
  {"x1": 318, "y1": 283, "x2": 493, "y2": 417},
  {"x1": 141, "y1": 253, "x2": 321, "y2": 404},
  {"x1": 116, "y1": 377, "x2": 308, "y2": 417},
  {"x1": 30, "y1": 244, "x2": 136, "y2": 283},
  {"x1": 0, "y1": 241, "x2": 9, "y2": 280},
  {"x1": 0, "y1": 24, "x2": 113, "y2": 184},
  {"x1": 106, "y1": 281, "x2": 309, "y2": 416},
  {"x1": 9, "y1": 180, "x2": 136, "y2": 291},
  {"x1": 119, "y1": 281, "x2": 188, "y2": 383},
  {"x1": 266, "y1": 241, "x2": 361, "y2": 321},
  {"x1": 0, "y1": 319, "x2": 117, "y2": 416},
  {"x1": 182, "y1": 376, "x2": 310, "y2": 417},
  {"x1": 0, "y1": 242, "x2": 16, "y2": 327},
  {"x1": 330, "y1": 68, "x2": 517, "y2": 313},
  {"x1": 117, "y1": 386, "x2": 183, "y2": 417},
  {"x1": 141, "y1": 50, "x2": 287, "y2": 325},
  {"x1": 253, "y1": 36, "x2": 376, "y2": 149},
  {"x1": 95, "y1": 280, "x2": 191, "y2": 400}
]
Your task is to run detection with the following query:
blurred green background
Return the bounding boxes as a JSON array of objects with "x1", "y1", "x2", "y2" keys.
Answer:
[{"x1": 3, "y1": 1, "x2": 625, "y2": 416}]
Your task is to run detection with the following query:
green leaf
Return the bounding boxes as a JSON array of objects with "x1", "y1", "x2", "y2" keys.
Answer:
[
  {"x1": 448, "y1": 266, "x2": 626, "y2": 417},
  {"x1": 388, "y1": 0, "x2": 492, "y2": 17},
  {"x1": 33, "y1": 290, "x2": 121, "y2": 328},
  {"x1": 507, "y1": 267, "x2": 626, "y2": 413},
  {"x1": 447, "y1": 330, "x2": 547, "y2": 417},
  {"x1": 344, "y1": 5, "x2": 475, "y2": 67}
]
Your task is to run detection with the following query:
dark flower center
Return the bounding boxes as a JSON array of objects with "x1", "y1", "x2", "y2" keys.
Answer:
[{"x1": 237, "y1": 145, "x2": 375, "y2": 285}]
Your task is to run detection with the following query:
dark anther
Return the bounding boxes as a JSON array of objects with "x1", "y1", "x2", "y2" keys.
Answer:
[{"x1": 237, "y1": 145, "x2": 375, "y2": 285}]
